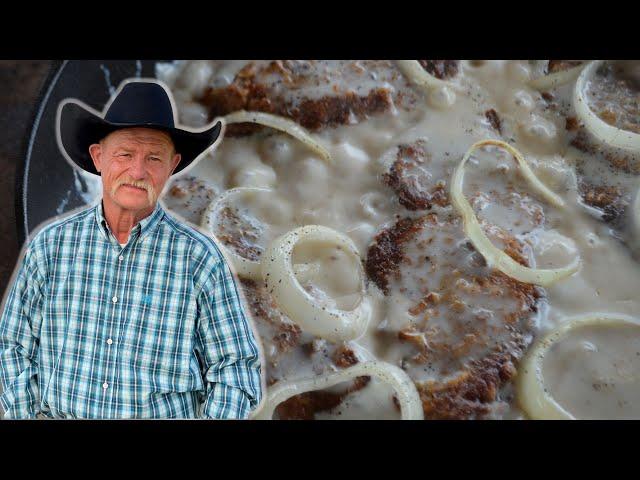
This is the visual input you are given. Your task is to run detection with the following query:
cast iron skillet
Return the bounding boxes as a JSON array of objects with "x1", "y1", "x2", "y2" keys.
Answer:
[{"x1": 16, "y1": 60, "x2": 162, "y2": 246}]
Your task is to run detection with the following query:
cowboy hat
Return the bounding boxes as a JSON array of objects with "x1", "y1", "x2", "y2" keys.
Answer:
[{"x1": 56, "y1": 78, "x2": 222, "y2": 176}]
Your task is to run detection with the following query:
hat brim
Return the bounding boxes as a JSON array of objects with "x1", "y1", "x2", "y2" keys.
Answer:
[{"x1": 58, "y1": 101, "x2": 222, "y2": 176}]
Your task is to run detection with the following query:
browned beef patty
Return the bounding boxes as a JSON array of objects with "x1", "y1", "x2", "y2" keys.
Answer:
[
  {"x1": 198, "y1": 60, "x2": 462, "y2": 136},
  {"x1": 200, "y1": 60, "x2": 417, "y2": 136},
  {"x1": 381, "y1": 140, "x2": 450, "y2": 211},
  {"x1": 366, "y1": 213, "x2": 543, "y2": 419}
]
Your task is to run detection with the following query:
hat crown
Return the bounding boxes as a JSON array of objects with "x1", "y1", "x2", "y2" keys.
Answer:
[
  {"x1": 104, "y1": 82, "x2": 175, "y2": 128},
  {"x1": 59, "y1": 77, "x2": 221, "y2": 177}
]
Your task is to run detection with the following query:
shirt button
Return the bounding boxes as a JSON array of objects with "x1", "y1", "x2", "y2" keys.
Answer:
[
  {"x1": 107, "y1": 338, "x2": 113, "y2": 345},
  {"x1": 102, "y1": 382, "x2": 109, "y2": 389},
  {"x1": 119, "y1": 255, "x2": 124, "y2": 261},
  {"x1": 112, "y1": 296, "x2": 118, "y2": 303}
]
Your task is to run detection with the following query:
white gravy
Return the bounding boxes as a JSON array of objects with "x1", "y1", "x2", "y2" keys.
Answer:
[{"x1": 143, "y1": 60, "x2": 640, "y2": 419}]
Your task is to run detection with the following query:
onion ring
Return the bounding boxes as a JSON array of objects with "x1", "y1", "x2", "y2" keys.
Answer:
[
  {"x1": 450, "y1": 139, "x2": 580, "y2": 287},
  {"x1": 574, "y1": 60, "x2": 640, "y2": 153},
  {"x1": 224, "y1": 110, "x2": 333, "y2": 163},
  {"x1": 251, "y1": 360, "x2": 424, "y2": 420},
  {"x1": 261, "y1": 225, "x2": 371, "y2": 342},
  {"x1": 517, "y1": 314, "x2": 640, "y2": 420}
]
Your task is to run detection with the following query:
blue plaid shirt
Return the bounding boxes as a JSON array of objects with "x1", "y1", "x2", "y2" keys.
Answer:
[{"x1": 0, "y1": 200, "x2": 262, "y2": 419}]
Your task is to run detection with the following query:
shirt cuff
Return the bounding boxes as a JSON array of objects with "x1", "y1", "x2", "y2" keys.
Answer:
[{"x1": 201, "y1": 383, "x2": 252, "y2": 420}]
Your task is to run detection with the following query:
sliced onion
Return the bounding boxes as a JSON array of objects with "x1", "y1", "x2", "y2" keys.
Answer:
[
  {"x1": 251, "y1": 360, "x2": 424, "y2": 420},
  {"x1": 396, "y1": 60, "x2": 457, "y2": 109},
  {"x1": 201, "y1": 187, "x2": 273, "y2": 280},
  {"x1": 574, "y1": 60, "x2": 640, "y2": 153},
  {"x1": 292, "y1": 262, "x2": 321, "y2": 284},
  {"x1": 224, "y1": 110, "x2": 333, "y2": 163},
  {"x1": 517, "y1": 314, "x2": 640, "y2": 420},
  {"x1": 260, "y1": 225, "x2": 371, "y2": 342},
  {"x1": 528, "y1": 63, "x2": 585, "y2": 91},
  {"x1": 450, "y1": 139, "x2": 580, "y2": 287}
]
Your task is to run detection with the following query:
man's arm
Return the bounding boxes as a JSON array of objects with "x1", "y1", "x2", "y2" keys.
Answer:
[
  {"x1": 195, "y1": 258, "x2": 263, "y2": 420},
  {"x1": 0, "y1": 244, "x2": 45, "y2": 419}
]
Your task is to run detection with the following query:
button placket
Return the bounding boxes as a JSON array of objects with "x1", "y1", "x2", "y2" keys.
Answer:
[
  {"x1": 111, "y1": 231, "x2": 142, "y2": 415},
  {"x1": 101, "y1": 243, "x2": 128, "y2": 416}
]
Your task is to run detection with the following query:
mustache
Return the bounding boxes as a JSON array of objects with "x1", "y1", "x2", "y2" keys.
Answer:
[{"x1": 111, "y1": 177, "x2": 156, "y2": 205}]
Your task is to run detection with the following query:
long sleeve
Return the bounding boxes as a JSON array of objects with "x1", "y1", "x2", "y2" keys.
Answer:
[
  {"x1": 0, "y1": 244, "x2": 46, "y2": 419},
  {"x1": 195, "y1": 258, "x2": 263, "y2": 419}
]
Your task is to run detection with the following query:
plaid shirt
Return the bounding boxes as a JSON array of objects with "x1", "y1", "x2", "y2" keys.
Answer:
[{"x1": 0, "y1": 200, "x2": 262, "y2": 419}]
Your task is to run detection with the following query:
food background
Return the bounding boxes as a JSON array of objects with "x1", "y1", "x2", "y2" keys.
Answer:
[{"x1": 0, "y1": 60, "x2": 53, "y2": 295}]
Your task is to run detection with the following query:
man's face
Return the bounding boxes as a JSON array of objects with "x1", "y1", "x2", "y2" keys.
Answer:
[{"x1": 89, "y1": 128, "x2": 181, "y2": 212}]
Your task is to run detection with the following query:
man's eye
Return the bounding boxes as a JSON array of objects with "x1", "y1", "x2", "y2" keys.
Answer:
[
  {"x1": 118, "y1": 153, "x2": 131, "y2": 157},
  {"x1": 150, "y1": 157, "x2": 161, "y2": 162}
]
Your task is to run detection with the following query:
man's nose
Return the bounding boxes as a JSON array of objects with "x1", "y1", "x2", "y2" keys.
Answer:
[{"x1": 128, "y1": 154, "x2": 148, "y2": 179}]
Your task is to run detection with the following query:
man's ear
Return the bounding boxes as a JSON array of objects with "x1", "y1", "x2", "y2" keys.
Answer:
[
  {"x1": 89, "y1": 143, "x2": 102, "y2": 173},
  {"x1": 170, "y1": 153, "x2": 181, "y2": 175}
]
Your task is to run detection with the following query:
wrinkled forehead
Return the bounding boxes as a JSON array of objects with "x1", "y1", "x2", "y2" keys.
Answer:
[{"x1": 102, "y1": 127, "x2": 175, "y2": 151}]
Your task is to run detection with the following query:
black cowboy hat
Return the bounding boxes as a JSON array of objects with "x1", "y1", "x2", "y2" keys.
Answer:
[{"x1": 56, "y1": 79, "x2": 222, "y2": 176}]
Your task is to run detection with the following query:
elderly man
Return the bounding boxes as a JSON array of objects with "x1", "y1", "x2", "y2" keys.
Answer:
[{"x1": 0, "y1": 80, "x2": 263, "y2": 419}]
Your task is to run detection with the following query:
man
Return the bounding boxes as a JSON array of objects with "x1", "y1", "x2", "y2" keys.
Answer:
[{"x1": 0, "y1": 80, "x2": 263, "y2": 419}]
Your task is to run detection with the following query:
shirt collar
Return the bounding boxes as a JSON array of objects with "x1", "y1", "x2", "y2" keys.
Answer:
[{"x1": 94, "y1": 200, "x2": 165, "y2": 244}]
